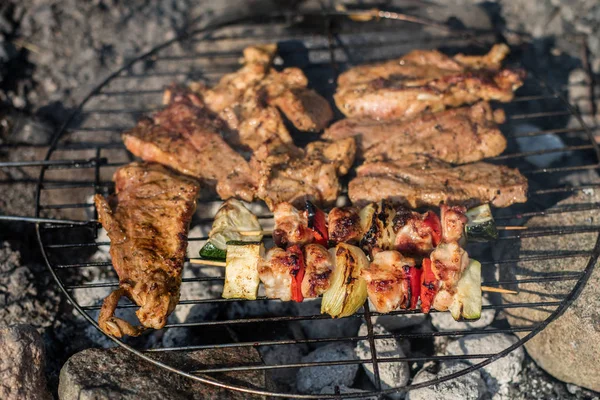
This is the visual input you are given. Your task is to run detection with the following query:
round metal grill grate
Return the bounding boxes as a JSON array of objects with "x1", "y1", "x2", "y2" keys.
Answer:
[{"x1": 33, "y1": 6, "x2": 600, "y2": 399}]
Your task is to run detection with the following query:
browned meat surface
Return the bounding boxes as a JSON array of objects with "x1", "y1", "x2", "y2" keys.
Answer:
[
  {"x1": 254, "y1": 138, "x2": 356, "y2": 210},
  {"x1": 123, "y1": 95, "x2": 257, "y2": 202},
  {"x1": 430, "y1": 242, "x2": 469, "y2": 311},
  {"x1": 361, "y1": 250, "x2": 415, "y2": 313},
  {"x1": 302, "y1": 244, "x2": 334, "y2": 298},
  {"x1": 328, "y1": 206, "x2": 362, "y2": 244},
  {"x1": 349, "y1": 156, "x2": 528, "y2": 208},
  {"x1": 272, "y1": 202, "x2": 314, "y2": 248},
  {"x1": 323, "y1": 102, "x2": 507, "y2": 164},
  {"x1": 440, "y1": 205, "x2": 467, "y2": 243},
  {"x1": 270, "y1": 87, "x2": 334, "y2": 132},
  {"x1": 94, "y1": 162, "x2": 200, "y2": 337},
  {"x1": 334, "y1": 44, "x2": 524, "y2": 119}
]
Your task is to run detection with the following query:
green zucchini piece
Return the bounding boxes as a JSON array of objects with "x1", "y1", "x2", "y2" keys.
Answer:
[
  {"x1": 448, "y1": 259, "x2": 482, "y2": 321},
  {"x1": 222, "y1": 242, "x2": 264, "y2": 300},
  {"x1": 465, "y1": 204, "x2": 498, "y2": 242},
  {"x1": 199, "y1": 241, "x2": 227, "y2": 260}
]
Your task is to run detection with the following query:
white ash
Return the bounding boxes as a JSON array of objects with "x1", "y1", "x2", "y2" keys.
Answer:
[
  {"x1": 445, "y1": 333, "x2": 524, "y2": 393},
  {"x1": 296, "y1": 342, "x2": 358, "y2": 394},
  {"x1": 319, "y1": 384, "x2": 378, "y2": 400},
  {"x1": 430, "y1": 297, "x2": 495, "y2": 331},
  {"x1": 513, "y1": 124, "x2": 568, "y2": 168},
  {"x1": 407, "y1": 362, "x2": 486, "y2": 400},
  {"x1": 354, "y1": 323, "x2": 409, "y2": 399}
]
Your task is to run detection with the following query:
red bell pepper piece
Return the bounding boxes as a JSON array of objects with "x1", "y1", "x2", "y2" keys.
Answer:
[
  {"x1": 423, "y1": 211, "x2": 442, "y2": 247},
  {"x1": 306, "y1": 201, "x2": 328, "y2": 246},
  {"x1": 420, "y1": 258, "x2": 438, "y2": 313},
  {"x1": 288, "y1": 245, "x2": 306, "y2": 303},
  {"x1": 407, "y1": 265, "x2": 422, "y2": 310}
]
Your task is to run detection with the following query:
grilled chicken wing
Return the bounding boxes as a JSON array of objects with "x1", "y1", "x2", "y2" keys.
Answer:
[{"x1": 94, "y1": 162, "x2": 200, "y2": 337}]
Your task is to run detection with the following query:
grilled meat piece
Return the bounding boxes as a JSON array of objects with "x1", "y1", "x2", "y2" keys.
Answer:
[
  {"x1": 95, "y1": 162, "x2": 200, "y2": 337},
  {"x1": 302, "y1": 243, "x2": 334, "y2": 298},
  {"x1": 392, "y1": 208, "x2": 441, "y2": 256},
  {"x1": 335, "y1": 44, "x2": 524, "y2": 119},
  {"x1": 272, "y1": 202, "x2": 314, "y2": 247},
  {"x1": 328, "y1": 206, "x2": 362, "y2": 244},
  {"x1": 258, "y1": 247, "x2": 303, "y2": 301},
  {"x1": 349, "y1": 156, "x2": 528, "y2": 208},
  {"x1": 430, "y1": 242, "x2": 469, "y2": 311},
  {"x1": 254, "y1": 138, "x2": 356, "y2": 210},
  {"x1": 323, "y1": 102, "x2": 507, "y2": 164},
  {"x1": 440, "y1": 205, "x2": 468, "y2": 243},
  {"x1": 123, "y1": 95, "x2": 257, "y2": 202},
  {"x1": 361, "y1": 250, "x2": 415, "y2": 313}
]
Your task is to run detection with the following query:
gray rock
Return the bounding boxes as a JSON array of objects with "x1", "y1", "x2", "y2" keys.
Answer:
[
  {"x1": 430, "y1": 297, "x2": 495, "y2": 331},
  {"x1": 0, "y1": 242, "x2": 59, "y2": 329},
  {"x1": 445, "y1": 333, "x2": 524, "y2": 390},
  {"x1": 407, "y1": 362, "x2": 486, "y2": 400},
  {"x1": 297, "y1": 298, "x2": 362, "y2": 342},
  {"x1": 495, "y1": 185, "x2": 600, "y2": 392},
  {"x1": 296, "y1": 342, "x2": 358, "y2": 394},
  {"x1": 319, "y1": 384, "x2": 378, "y2": 400},
  {"x1": 355, "y1": 324, "x2": 409, "y2": 399},
  {"x1": 259, "y1": 344, "x2": 306, "y2": 390},
  {"x1": 59, "y1": 347, "x2": 268, "y2": 400},
  {"x1": 0, "y1": 325, "x2": 52, "y2": 400}
]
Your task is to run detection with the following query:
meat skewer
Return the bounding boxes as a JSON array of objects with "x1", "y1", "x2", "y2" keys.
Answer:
[{"x1": 94, "y1": 162, "x2": 200, "y2": 337}]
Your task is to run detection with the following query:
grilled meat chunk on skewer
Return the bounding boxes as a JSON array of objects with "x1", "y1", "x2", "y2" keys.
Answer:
[
  {"x1": 123, "y1": 93, "x2": 257, "y2": 202},
  {"x1": 441, "y1": 205, "x2": 468, "y2": 243},
  {"x1": 273, "y1": 202, "x2": 314, "y2": 247},
  {"x1": 349, "y1": 156, "x2": 528, "y2": 208},
  {"x1": 94, "y1": 162, "x2": 200, "y2": 337},
  {"x1": 430, "y1": 242, "x2": 470, "y2": 312},
  {"x1": 323, "y1": 102, "x2": 507, "y2": 164},
  {"x1": 302, "y1": 244, "x2": 335, "y2": 298},
  {"x1": 328, "y1": 206, "x2": 362, "y2": 244},
  {"x1": 335, "y1": 44, "x2": 524, "y2": 119},
  {"x1": 361, "y1": 251, "x2": 416, "y2": 313}
]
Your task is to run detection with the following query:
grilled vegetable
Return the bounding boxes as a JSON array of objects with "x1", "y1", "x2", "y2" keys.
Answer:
[
  {"x1": 200, "y1": 199, "x2": 262, "y2": 260},
  {"x1": 222, "y1": 242, "x2": 264, "y2": 300},
  {"x1": 420, "y1": 258, "x2": 438, "y2": 313},
  {"x1": 321, "y1": 243, "x2": 368, "y2": 318},
  {"x1": 407, "y1": 265, "x2": 422, "y2": 310},
  {"x1": 423, "y1": 211, "x2": 442, "y2": 247},
  {"x1": 287, "y1": 245, "x2": 306, "y2": 302},
  {"x1": 465, "y1": 204, "x2": 498, "y2": 242},
  {"x1": 306, "y1": 201, "x2": 328, "y2": 246},
  {"x1": 448, "y1": 259, "x2": 482, "y2": 320}
]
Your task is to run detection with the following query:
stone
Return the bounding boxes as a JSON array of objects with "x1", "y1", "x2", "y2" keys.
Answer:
[
  {"x1": 0, "y1": 242, "x2": 59, "y2": 329},
  {"x1": 495, "y1": 184, "x2": 600, "y2": 392},
  {"x1": 407, "y1": 362, "x2": 486, "y2": 400},
  {"x1": 297, "y1": 298, "x2": 362, "y2": 342},
  {"x1": 319, "y1": 384, "x2": 378, "y2": 399},
  {"x1": 296, "y1": 342, "x2": 358, "y2": 394},
  {"x1": 354, "y1": 323, "x2": 409, "y2": 399},
  {"x1": 445, "y1": 333, "x2": 524, "y2": 390},
  {"x1": 0, "y1": 325, "x2": 52, "y2": 400},
  {"x1": 259, "y1": 344, "x2": 306, "y2": 391},
  {"x1": 430, "y1": 297, "x2": 495, "y2": 331},
  {"x1": 59, "y1": 347, "x2": 268, "y2": 400}
]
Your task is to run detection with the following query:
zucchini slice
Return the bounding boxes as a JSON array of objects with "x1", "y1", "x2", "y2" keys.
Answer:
[
  {"x1": 465, "y1": 204, "x2": 498, "y2": 242},
  {"x1": 448, "y1": 259, "x2": 482, "y2": 321},
  {"x1": 222, "y1": 242, "x2": 264, "y2": 300}
]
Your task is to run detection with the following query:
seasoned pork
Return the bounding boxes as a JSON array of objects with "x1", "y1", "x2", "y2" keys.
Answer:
[
  {"x1": 349, "y1": 156, "x2": 528, "y2": 208},
  {"x1": 324, "y1": 102, "x2": 507, "y2": 164},
  {"x1": 335, "y1": 44, "x2": 524, "y2": 119},
  {"x1": 361, "y1": 250, "x2": 415, "y2": 313},
  {"x1": 123, "y1": 94, "x2": 257, "y2": 202},
  {"x1": 95, "y1": 162, "x2": 200, "y2": 337}
]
